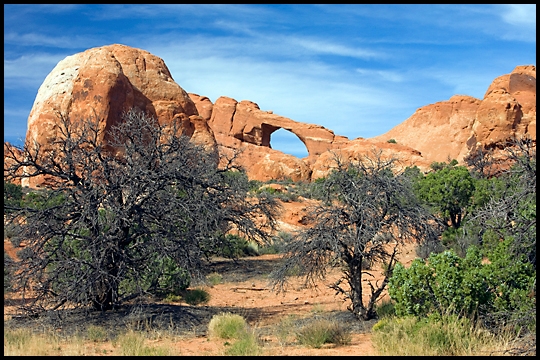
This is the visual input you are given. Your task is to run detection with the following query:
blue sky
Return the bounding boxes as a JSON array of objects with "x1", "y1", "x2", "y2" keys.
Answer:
[{"x1": 4, "y1": 4, "x2": 536, "y2": 158}]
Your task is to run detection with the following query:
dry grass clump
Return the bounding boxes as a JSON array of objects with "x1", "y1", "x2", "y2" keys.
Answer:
[
  {"x1": 208, "y1": 312, "x2": 249, "y2": 340},
  {"x1": 296, "y1": 318, "x2": 352, "y2": 348},
  {"x1": 207, "y1": 312, "x2": 263, "y2": 356},
  {"x1": 371, "y1": 314, "x2": 519, "y2": 356}
]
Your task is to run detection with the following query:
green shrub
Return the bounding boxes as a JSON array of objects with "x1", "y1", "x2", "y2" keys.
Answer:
[
  {"x1": 220, "y1": 234, "x2": 260, "y2": 258},
  {"x1": 208, "y1": 312, "x2": 248, "y2": 340},
  {"x1": 259, "y1": 231, "x2": 292, "y2": 255},
  {"x1": 389, "y1": 247, "x2": 491, "y2": 318},
  {"x1": 119, "y1": 255, "x2": 191, "y2": 298},
  {"x1": 389, "y1": 243, "x2": 535, "y2": 327},
  {"x1": 248, "y1": 180, "x2": 263, "y2": 193},
  {"x1": 4, "y1": 181, "x2": 23, "y2": 210},
  {"x1": 183, "y1": 288, "x2": 210, "y2": 305},
  {"x1": 296, "y1": 319, "x2": 351, "y2": 348},
  {"x1": 163, "y1": 294, "x2": 183, "y2": 303},
  {"x1": 387, "y1": 139, "x2": 397, "y2": 144},
  {"x1": 481, "y1": 238, "x2": 536, "y2": 332}
]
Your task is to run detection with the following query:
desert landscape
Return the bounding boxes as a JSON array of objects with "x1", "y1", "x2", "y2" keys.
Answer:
[
  {"x1": 4, "y1": 44, "x2": 535, "y2": 356},
  {"x1": 4, "y1": 220, "x2": 419, "y2": 356}
]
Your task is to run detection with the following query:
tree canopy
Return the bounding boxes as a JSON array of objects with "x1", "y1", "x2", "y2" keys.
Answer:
[
  {"x1": 270, "y1": 150, "x2": 443, "y2": 320},
  {"x1": 3, "y1": 109, "x2": 280, "y2": 312}
]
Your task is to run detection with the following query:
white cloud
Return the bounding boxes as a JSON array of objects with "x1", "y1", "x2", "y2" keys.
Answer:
[
  {"x1": 160, "y1": 54, "x2": 410, "y2": 139},
  {"x1": 494, "y1": 4, "x2": 536, "y2": 42},
  {"x1": 4, "y1": 32, "x2": 100, "y2": 49},
  {"x1": 355, "y1": 68, "x2": 405, "y2": 83}
]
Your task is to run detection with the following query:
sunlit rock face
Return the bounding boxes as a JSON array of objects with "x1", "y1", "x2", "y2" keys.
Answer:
[
  {"x1": 469, "y1": 65, "x2": 536, "y2": 150},
  {"x1": 190, "y1": 94, "x2": 349, "y2": 181},
  {"x1": 24, "y1": 44, "x2": 217, "y2": 187},
  {"x1": 21, "y1": 42, "x2": 535, "y2": 186},
  {"x1": 372, "y1": 65, "x2": 536, "y2": 164}
]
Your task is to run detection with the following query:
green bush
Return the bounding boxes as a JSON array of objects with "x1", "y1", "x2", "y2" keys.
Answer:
[
  {"x1": 206, "y1": 272, "x2": 223, "y2": 286},
  {"x1": 224, "y1": 330, "x2": 262, "y2": 356},
  {"x1": 387, "y1": 139, "x2": 397, "y2": 144},
  {"x1": 163, "y1": 294, "x2": 182, "y2": 303},
  {"x1": 389, "y1": 243, "x2": 535, "y2": 326},
  {"x1": 413, "y1": 163, "x2": 474, "y2": 230},
  {"x1": 375, "y1": 299, "x2": 396, "y2": 318},
  {"x1": 120, "y1": 255, "x2": 191, "y2": 297},
  {"x1": 388, "y1": 247, "x2": 491, "y2": 318},
  {"x1": 258, "y1": 231, "x2": 292, "y2": 255},
  {"x1": 481, "y1": 238, "x2": 536, "y2": 332},
  {"x1": 3, "y1": 181, "x2": 23, "y2": 210},
  {"x1": 220, "y1": 234, "x2": 259, "y2": 258}
]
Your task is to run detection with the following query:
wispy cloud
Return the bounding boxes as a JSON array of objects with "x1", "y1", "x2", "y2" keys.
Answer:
[
  {"x1": 291, "y1": 38, "x2": 382, "y2": 59},
  {"x1": 4, "y1": 32, "x2": 101, "y2": 49},
  {"x1": 4, "y1": 53, "x2": 66, "y2": 89},
  {"x1": 155, "y1": 51, "x2": 412, "y2": 138},
  {"x1": 497, "y1": 4, "x2": 536, "y2": 42},
  {"x1": 355, "y1": 68, "x2": 404, "y2": 83}
]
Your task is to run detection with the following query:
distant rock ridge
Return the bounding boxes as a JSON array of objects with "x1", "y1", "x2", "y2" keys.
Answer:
[
  {"x1": 373, "y1": 65, "x2": 536, "y2": 164},
  {"x1": 17, "y1": 44, "x2": 536, "y2": 186}
]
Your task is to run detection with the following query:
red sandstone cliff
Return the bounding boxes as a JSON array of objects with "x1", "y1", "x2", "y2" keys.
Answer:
[{"x1": 11, "y1": 44, "x2": 536, "y2": 186}]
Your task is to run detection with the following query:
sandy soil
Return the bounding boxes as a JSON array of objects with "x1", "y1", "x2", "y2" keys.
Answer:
[{"x1": 4, "y1": 240, "x2": 418, "y2": 356}]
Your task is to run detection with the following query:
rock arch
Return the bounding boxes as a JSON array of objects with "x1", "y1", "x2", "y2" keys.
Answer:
[{"x1": 206, "y1": 98, "x2": 345, "y2": 158}]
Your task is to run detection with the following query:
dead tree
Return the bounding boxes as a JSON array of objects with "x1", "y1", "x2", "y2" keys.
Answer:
[
  {"x1": 4, "y1": 108, "x2": 280, "y2": 313},
  {"x1": 270, "y1": 149, "x2": 442, "y2": 320}
]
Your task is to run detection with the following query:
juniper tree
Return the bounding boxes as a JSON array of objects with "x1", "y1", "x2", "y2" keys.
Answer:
[{"x1": 3, "y1": 109, "x2": 280, "y2": 313}]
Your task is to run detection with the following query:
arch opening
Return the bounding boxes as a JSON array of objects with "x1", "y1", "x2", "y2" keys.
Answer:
[{"x1": 270, "y1": 128, "x2": 309, "y2": 158}]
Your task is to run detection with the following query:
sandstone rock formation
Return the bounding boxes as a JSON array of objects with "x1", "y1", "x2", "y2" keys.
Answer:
[
  {"x1": 372, "y1": 65, "x2": 536, "y2": 164},
  {"x1": 190, "y1": 93, "x2": 352, "y2": 181},
  {"x1": 13, "y1": 43, "x2": 536, "y2": 186},
  {"x1": 3, "y1": 142, "x2": 24, "y2": 186},
  {"x1": 371, "y1": 95, "x2": 480, "y2": 164},
  {"x1": 310, "y1": 138, "x2": 431, "y2": 180},
  {"x1": 23, "y1": 44, "x2": 217, "y2": 187},
  {"x1": 468, "y1": 65, "x2": 536, "y2": 151}
]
